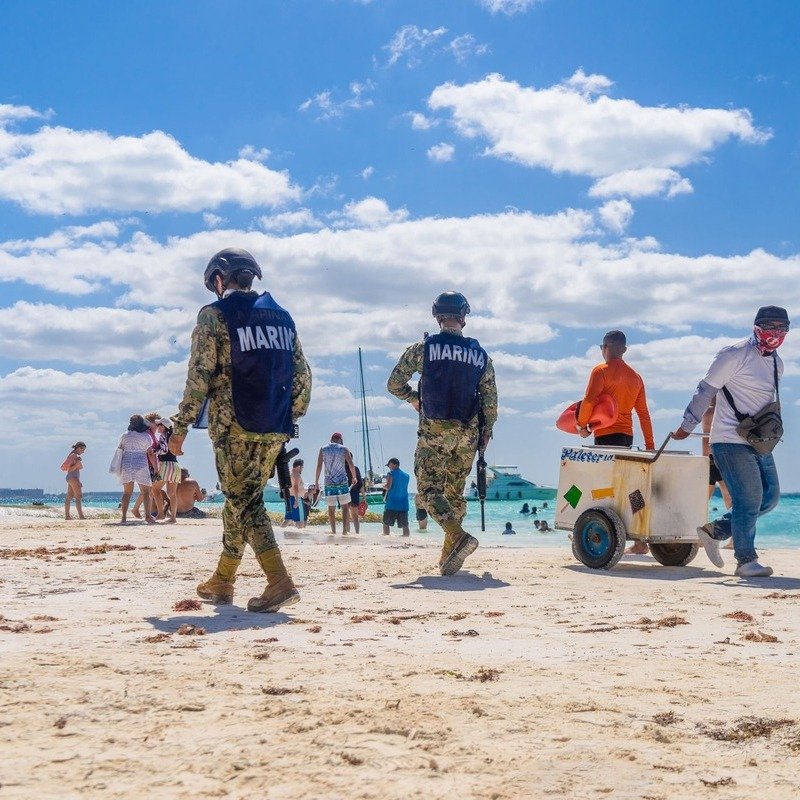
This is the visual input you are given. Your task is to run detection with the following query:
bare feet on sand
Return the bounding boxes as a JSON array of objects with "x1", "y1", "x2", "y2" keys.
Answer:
[
  {"x1": 625, "y1": 541, "x2": 649, "y2": 555},
  {"x1": 131, "y1": 509, "x2": 142, "y2": 519}
]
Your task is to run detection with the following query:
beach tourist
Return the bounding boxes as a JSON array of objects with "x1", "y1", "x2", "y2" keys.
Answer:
[
  {"x1": 176, "y1": 469, "x2": 207, "y2": 518},
  {"x1": 314, "y1": 433, "x2": 356, "y2": 535},
  {"x1": 577, "y1": 329, "x2": 655, "y2": 555},
  {"x1": 117, "y1": 415, "x2": 157, "y2": 525},
  {"x1": 539, "y1": 520, "x2": 551, "y2": 532},
  {"x1": 503, "y1": 522, "x2": 516, "y2": 535},
  {"x1": 288, "y1": 458, "x2": 309, "y2": 529},
  {"x1": 169, "y1": 248, "x2": 311, "y2": 611},
  {"x1": 520, "y1": 503, "x2": 530, "y2": 514},
  {"x1": 388, "y1": 291, "x2": 498, "y2": 575},
  {"x1": 382, "y1": 457, "x2": 410, "y2": 537},
  {"x1": 151, "y1": 418, "x2": 181, "y2": 524},
  {"x1": 345, "y1": 452, "x2": 364, "y2": 534},
  {"x1": 415, "y1": 494, "x2": 428, "y2": 530},
  {"x1": 132, "y1": 411, "x2": 162, "y2": 519},
  {"x1": 60, "y1": 441, "x2": 87, "y2": 520},
  {"x1": 672, "y1": 305, "x2": 789, "y2": 578}
]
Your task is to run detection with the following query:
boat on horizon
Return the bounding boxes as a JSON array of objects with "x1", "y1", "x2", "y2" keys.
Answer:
[{"x1": 465, "y1": 465, "x2": 556, "y2": 502}]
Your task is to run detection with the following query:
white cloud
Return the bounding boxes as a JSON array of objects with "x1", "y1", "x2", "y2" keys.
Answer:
[
  {"x1": 1, "y1": 221, "x2": 120, "y2": 252},
  {"x1": 565, "y1": 68, "x2": 613, "y2": 96},
  {"x1": 361, "y1": 166, "x2": 375, "y2": 180},
  {"x1": 428, "y1": 72, "x2": 770, "y2": 185},
  {"x1": 0, "y1": 103, "x2": 50, "y2": 123},
  {"x1": 598, "y1": 199, "x2": 634, "y2": 233},
  {"x1": 0, "y1": 302, "x2": 192, "y2": 365},
  {"x1": 299, "y1": 81, "x2": 375, "y2": 120},
  {"x1": 384, "y1": 25, "x2": 448, "y2": 67},
  {"x1": 447, "y1": 34, "x2": 490, "y2": 64},
  {"x1": 2, "y1": 209, "x2": 799, "y2": 363},
  {"x1": 258, "y1": 208, "x2": 323, "y2": 232},
  {"x1": 0, "y1": 110, "x2": 299, "y2": 215},
  {"x1": 589, "y1": 167, "x2": 693, "y2": 199},
  {"x1": 203, "y1": 213, "x2": 224, "y2": 228},
  {"x1": 477, "y1": 0, "x2": 538, "y2": 14},
  {"x1": 409, "y1": 112, "x2": 439, "y2": 131},
  {"x1": 427, "y1": 142, "x2": 455, "y2": 163},
  {"x1": 336, "y1": 196, "x2": 409, "y2": 228},
  {"x1": 238, "y1": 145, "x2": 271, "y2": 162}
]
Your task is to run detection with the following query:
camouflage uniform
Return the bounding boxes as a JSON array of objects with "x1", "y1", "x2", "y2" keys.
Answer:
[
  {"x1": 387, "y1": 334, "x2": 497, "y2": 529},
  {"x1": 174, "y1": 292, "x2": 311, "y2": 564}
]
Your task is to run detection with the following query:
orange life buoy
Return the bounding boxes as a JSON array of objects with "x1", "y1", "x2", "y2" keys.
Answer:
[{"x1": 556, "y1": 393, "x2": 618, "y2": 435}]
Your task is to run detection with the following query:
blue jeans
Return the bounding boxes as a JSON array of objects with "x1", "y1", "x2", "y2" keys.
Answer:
[{"x1": 709, "y1": 443, "x2": 780, "y2": 565}]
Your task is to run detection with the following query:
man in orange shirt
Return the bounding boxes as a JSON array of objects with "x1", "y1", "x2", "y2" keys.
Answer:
[
  {"x1": 577, "y1": 330, "x2": 655, "y2": 554},
  {"x1": 576, "y1": 329, "x2": 655, "y2": 450}
]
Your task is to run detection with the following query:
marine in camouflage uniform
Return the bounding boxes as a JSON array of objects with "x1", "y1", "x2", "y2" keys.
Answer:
[
  {"x1": 171, "y1": 248, "x2": 311, "y2": 612},
  {"x1": 388, "y1": 292, "x2": 497, "y2": 575}
]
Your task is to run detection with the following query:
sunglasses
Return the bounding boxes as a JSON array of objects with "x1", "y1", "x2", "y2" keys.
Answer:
[{"x1": 757, "y1": 322, "x2": 790, "y2": 331}]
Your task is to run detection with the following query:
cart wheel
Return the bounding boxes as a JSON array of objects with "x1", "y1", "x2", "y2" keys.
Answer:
[
  {"x1": 648, "y1": 542, "x2": 700, "y2": 566},
  {"x1": 572, "y1": 508, "x2": 626, "y2": 569}
]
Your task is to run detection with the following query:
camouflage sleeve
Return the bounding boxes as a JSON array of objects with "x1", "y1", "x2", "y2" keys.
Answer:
[
  {"x1": 387, "y1": 342, "x2": 424, "y2": 404},
  {"x1": 291, "y1": 334, "x2": 312, "y2": 422},
  {"x1": 173, "y1": 306, "x2": 220, "y2": 436},
  {"x1": 479, "y1": 357, "x2": 498, "y2": 437}
]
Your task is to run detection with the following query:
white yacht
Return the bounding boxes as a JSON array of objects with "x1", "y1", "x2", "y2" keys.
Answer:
[{"x1": 465, "y1": 465, "x2": 555, "y2": 502}]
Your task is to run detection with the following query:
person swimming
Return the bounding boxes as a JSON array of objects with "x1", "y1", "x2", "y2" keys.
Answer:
[{"x1": 503, "y1": 522, "x2": 516, "y2": 535}]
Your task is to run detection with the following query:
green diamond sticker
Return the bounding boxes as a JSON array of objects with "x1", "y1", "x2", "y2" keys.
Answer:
[{"x1": 564, "y1": 485, "x2": 582, "y2": 509}]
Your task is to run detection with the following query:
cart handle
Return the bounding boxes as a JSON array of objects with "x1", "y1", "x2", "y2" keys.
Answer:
[{"x1": 614, "y1": 433, "x2": 673, "y2": 464}]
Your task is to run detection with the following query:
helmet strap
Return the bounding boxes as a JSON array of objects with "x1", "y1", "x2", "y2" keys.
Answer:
[{"x1": 213, "y1": 273, "x2": 225, "y2": 300}]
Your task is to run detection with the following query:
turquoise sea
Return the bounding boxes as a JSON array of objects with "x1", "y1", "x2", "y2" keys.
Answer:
[{"x1": 3, "y1": 492, "x2": 799, "y2": 550}]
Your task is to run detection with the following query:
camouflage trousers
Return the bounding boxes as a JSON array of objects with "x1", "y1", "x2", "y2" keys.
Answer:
[
  {"x1": 414, "y1": 422, "x2": 478, "y2": 527},
  {"x1": 214, "y1": 432, "x2": 286, "y2": 559}
]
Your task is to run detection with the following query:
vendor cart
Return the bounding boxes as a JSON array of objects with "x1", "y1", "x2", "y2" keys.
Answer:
[{"x1": 555, "y1": 437, "x2": 708, "y2": 569}]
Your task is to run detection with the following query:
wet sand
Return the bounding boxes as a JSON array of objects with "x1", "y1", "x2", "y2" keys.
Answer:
[{"x1": 2, "y1": 515, "x2": 799, "y2": 799}]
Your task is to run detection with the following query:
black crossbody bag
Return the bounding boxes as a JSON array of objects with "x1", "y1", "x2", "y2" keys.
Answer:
[{"x1": 721, "y1": 353, "x2": 783, "y2": 455}]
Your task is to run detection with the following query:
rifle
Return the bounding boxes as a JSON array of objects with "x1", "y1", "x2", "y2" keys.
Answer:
[
  {"x1": 476, "y1": 408, "x2": 487, "y2": 532},
  {"x1": 275, "y1": 445, "x2": 300, "y2": 517}
]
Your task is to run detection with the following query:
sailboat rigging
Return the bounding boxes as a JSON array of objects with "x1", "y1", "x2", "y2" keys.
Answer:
[{"x1": 356, "y1": 348, "x2": 386, "y2": 505}]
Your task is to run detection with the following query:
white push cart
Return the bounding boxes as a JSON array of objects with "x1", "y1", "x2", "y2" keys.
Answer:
[{"x1": 555, "y1": 436, "x2": 708, "y2": 569}]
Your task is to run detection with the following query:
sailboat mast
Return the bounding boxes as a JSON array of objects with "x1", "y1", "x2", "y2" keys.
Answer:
[{"x1": 358, "y1": 348, "x2": 374, "y2": 480}]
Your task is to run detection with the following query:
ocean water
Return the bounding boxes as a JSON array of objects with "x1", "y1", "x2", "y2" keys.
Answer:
[{"x1": 4, "y1": 492, "x2": 799, "y2": 550}]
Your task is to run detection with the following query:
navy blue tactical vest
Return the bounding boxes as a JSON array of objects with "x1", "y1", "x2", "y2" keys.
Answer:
[
  {"x1": 420, "y1": 332, "x2": 488, "y2": 424},
  {"x1": 214, "y1": 292, "x2": 296, "y2": 434}
]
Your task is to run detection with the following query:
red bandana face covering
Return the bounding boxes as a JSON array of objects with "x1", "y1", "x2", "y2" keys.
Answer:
[{"x1": 754, "y1": 325, "x2": 788, "y2": 354}]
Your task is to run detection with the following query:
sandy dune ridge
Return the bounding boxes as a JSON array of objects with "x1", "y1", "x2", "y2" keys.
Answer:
[{"x1": 1, "y1": 516, "x2": 799, "y2": 799}]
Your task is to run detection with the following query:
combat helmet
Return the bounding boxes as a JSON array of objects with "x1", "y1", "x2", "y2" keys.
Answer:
[
  {"x1": 432, "y1": 291, "x2": 470, "y2": 318},
  {"x1": 204, "y1": 248, "x2": 263, "y2": 292}
]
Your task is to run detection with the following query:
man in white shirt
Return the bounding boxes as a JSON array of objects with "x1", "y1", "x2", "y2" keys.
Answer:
[{"x1": 673, "y1": 306, "x2": 790, "y2": 577}]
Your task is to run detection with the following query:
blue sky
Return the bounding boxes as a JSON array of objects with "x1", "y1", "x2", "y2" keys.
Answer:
[{"x1": 1, "y1": 0, "x2": 799, "y2": 493}]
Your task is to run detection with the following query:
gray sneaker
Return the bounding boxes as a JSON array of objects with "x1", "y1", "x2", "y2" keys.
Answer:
[
  {"x1": 440, "y1": 533, "x2": 479, "y2": 576},
  {"x1": 696, "y1": 523, "x2": 724, "y2": 568},
  {"x1": 734, "y1": 561, "x2": 774, "y2": 578}
]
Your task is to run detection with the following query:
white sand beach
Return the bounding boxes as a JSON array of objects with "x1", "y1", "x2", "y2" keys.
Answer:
[{"x1": 2, "y1": 514, "x2": 800, "y2": 799}]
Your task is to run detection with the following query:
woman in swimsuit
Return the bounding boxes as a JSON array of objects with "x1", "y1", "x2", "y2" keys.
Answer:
[{"x1": 62, "y1": 441, "x2": 87, "y2": 520}]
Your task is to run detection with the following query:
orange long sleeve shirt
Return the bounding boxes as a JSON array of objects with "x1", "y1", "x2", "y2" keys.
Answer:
[{"x1": 577, "y1": 358, "x2": 655, "y2": 449}]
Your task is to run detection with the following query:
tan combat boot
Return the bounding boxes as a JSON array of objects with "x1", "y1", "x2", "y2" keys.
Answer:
[
  {"x1": 196, "y1": 553, "x2": 240, "y2": 604},
  {"x1": 247, "y1": 548, "x2": 300, "y2": 613},
  {"x1": 439, "y1": 520, "x2": 479, "y2": 576}
]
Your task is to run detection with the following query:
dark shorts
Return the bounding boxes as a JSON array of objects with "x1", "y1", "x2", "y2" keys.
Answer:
[
  {"x1": 595, "y1": 433, "x2": 633, "y2": 447},
  {"x1": 350, "y1": 488, "x2": 360, "y2": 505},
  {"x1": 708, "y1": 454, "x2": 722, "y2": 486},
  {"x1": 383, "y1": 509, "x2": 409, "y2": 527},
  {"x1": 415, "y1": 506, "x2": 428, "y2": 522},
  {"x1": 176, "y1": 507, "x2": 207, "y2": 519}
]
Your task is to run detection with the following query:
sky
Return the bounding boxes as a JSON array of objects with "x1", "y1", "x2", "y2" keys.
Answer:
[{"x1": 1, "y1": 0, "x2": 799, "y2": 494}]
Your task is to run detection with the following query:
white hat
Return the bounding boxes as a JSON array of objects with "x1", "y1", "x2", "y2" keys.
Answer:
[{"x1": 156, "y1": 417, "x2": 173, "y2": 429}]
